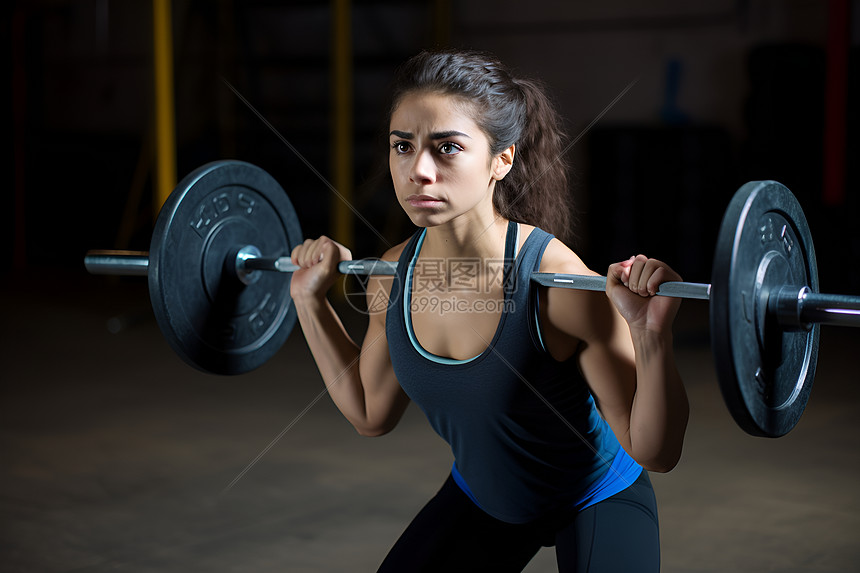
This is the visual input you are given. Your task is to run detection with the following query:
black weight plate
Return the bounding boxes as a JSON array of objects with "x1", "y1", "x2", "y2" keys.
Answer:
[
  {"x1": 149, "y1": 161, "x2": 302, "y2": 374},
  {"x1": 711, "y1": 181, "x2": 820, "y2": 437}
]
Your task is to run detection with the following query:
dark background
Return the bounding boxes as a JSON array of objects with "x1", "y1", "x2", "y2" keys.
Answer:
[
  {"x1": 3, "y1": 2, "x2": 860, "y2": 572},
  {"x1": 6, "y1": 0, "x2": 859, "y2": 290}
]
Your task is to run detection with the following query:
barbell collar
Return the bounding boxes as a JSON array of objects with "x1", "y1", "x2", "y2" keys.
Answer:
[
  {"x1": 769, "y1": 286, "x2": 813, "y2": 331},
  {"x1": 233, "y1": 245, "x2": 263, "y2": 286}
]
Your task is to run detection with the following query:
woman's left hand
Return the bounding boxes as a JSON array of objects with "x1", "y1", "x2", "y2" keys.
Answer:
[{"x1": 606, "y1": 255, "x2": 682, "y2": 334}]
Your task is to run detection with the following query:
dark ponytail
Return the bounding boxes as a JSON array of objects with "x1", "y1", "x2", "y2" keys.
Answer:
[{"x1": 389, "y1": 49, "x2": 574, "y2": 243}]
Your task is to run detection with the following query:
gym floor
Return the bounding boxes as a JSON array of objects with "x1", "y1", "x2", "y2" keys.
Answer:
[{"x1": 2, "y1": 273, "x2": 859, "y2": 573}]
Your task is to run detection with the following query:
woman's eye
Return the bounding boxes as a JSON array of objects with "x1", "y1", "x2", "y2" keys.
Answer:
[
  {"x1": 439, "y1": 142, "x2": 462, "y2": 155},
  {"x1": 392, "y1": 142, "x2": 411, "y2": 154}
]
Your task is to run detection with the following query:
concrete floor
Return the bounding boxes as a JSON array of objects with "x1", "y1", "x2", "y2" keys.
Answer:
[{"x1": 2, "y1": 273, "x2": 859, "y2": 572}]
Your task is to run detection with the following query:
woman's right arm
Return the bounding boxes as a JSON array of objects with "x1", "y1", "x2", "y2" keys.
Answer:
[{"x1": 290, "y1": 236, "x2": 409, "y2": 436}]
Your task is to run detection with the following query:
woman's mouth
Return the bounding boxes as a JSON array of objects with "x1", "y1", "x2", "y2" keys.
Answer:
[{"x1": 406, "y1": 194, "x2": 445, "y2": 208}]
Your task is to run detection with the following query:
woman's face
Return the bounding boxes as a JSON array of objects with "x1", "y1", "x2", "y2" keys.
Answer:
[{"x1": 389, "y1": 92, "x2": 510, "y2": 228}]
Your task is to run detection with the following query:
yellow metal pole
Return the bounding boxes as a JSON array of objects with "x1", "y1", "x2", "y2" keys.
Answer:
[
  {"x1": 331, "y1": 0, "x2": 353, "y2": 249},
  {"x1": 153, "y1": 0, "x2": 177, "y2": 213}
]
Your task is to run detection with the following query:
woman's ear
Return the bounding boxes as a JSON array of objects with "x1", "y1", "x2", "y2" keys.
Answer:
[{"x1": 491, "y1": 144, "x2": 516, "y2": 181}]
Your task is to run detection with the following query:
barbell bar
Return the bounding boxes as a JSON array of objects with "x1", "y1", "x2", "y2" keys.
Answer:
[
  {"x1": 83, "y1": 160, "x2": 860, "y2": 438},
  {"x1": 83, "y1": 250, "x2": 860, "y2": 332},
  {"x1": 85, "y1": 250, "x2": 860, "y2": 329},
  {"x1": 85, "y1": 251, "x2": 712, "y2": 298}
]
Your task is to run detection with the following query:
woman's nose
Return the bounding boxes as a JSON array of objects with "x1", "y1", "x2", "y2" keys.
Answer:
[{"x1": 409, "y1": 148, "x2": 436, "y2": 185}]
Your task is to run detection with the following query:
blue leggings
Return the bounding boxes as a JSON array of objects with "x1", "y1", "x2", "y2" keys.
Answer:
[{"x1": 377, "y1": 470, "x2": 659, "y2": 572}]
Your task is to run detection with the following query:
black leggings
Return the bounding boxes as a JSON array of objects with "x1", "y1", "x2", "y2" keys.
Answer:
[{"x1": 378, "y1": 471, "x2": 659, "y2": 573}]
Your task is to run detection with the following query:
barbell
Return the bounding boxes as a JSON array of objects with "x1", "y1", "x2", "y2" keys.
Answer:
[{"x1": 84, "y1": 160, "x2": 860, "y2": 438}]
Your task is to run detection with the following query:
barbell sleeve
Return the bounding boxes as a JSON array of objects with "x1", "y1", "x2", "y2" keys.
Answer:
[
  {"x1": 771, "y1": 286, "x2": 860, "y2": 329},
  {"x1": 800, "y1": 292, "x2": 860, "y2": 327},
  {"x1": 84, "y1": 251, "x2": 150, "y2": 276}
]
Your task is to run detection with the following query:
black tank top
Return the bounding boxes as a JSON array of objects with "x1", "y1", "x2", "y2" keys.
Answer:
[{"x1": 385, "y1": 221, "x2": 641, "y2": 523}]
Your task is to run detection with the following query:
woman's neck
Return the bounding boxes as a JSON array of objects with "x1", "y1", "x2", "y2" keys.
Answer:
[{"x1": 420, "y1": 212, "x2": 510, "y2": 261}]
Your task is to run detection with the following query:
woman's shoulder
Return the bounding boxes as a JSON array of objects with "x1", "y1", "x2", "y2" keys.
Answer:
[
  {"x1": 522, "y1": 226, "x2": 609, "y2": 361},
  {"x1": 520, "y1": 225, "x2": 593, "y2": 276},
  {"x1": 379, "y1": 236, "x2": 412, "y2": 263}
]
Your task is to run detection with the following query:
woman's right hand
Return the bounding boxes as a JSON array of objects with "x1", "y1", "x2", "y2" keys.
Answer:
[{"x1": 289, "y1": 236, "x2": 353, "y2": 302}]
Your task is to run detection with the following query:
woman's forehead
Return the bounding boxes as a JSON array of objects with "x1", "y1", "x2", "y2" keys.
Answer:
[{"x1": 390, "y1": 92, "x2": 478, "y2": 132}]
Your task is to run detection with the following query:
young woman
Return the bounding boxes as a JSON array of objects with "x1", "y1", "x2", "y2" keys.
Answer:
[{"x1": 289, "y1": 49, "x2": 689, "y2": 572}]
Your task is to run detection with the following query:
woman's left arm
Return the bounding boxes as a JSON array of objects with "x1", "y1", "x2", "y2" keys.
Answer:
[
  {"x1": 602, "y1": 254, "x2": 689, "y2": 472},
  {"x1": 540, "y1": 245, "x2": 689, "y2": 473}
]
